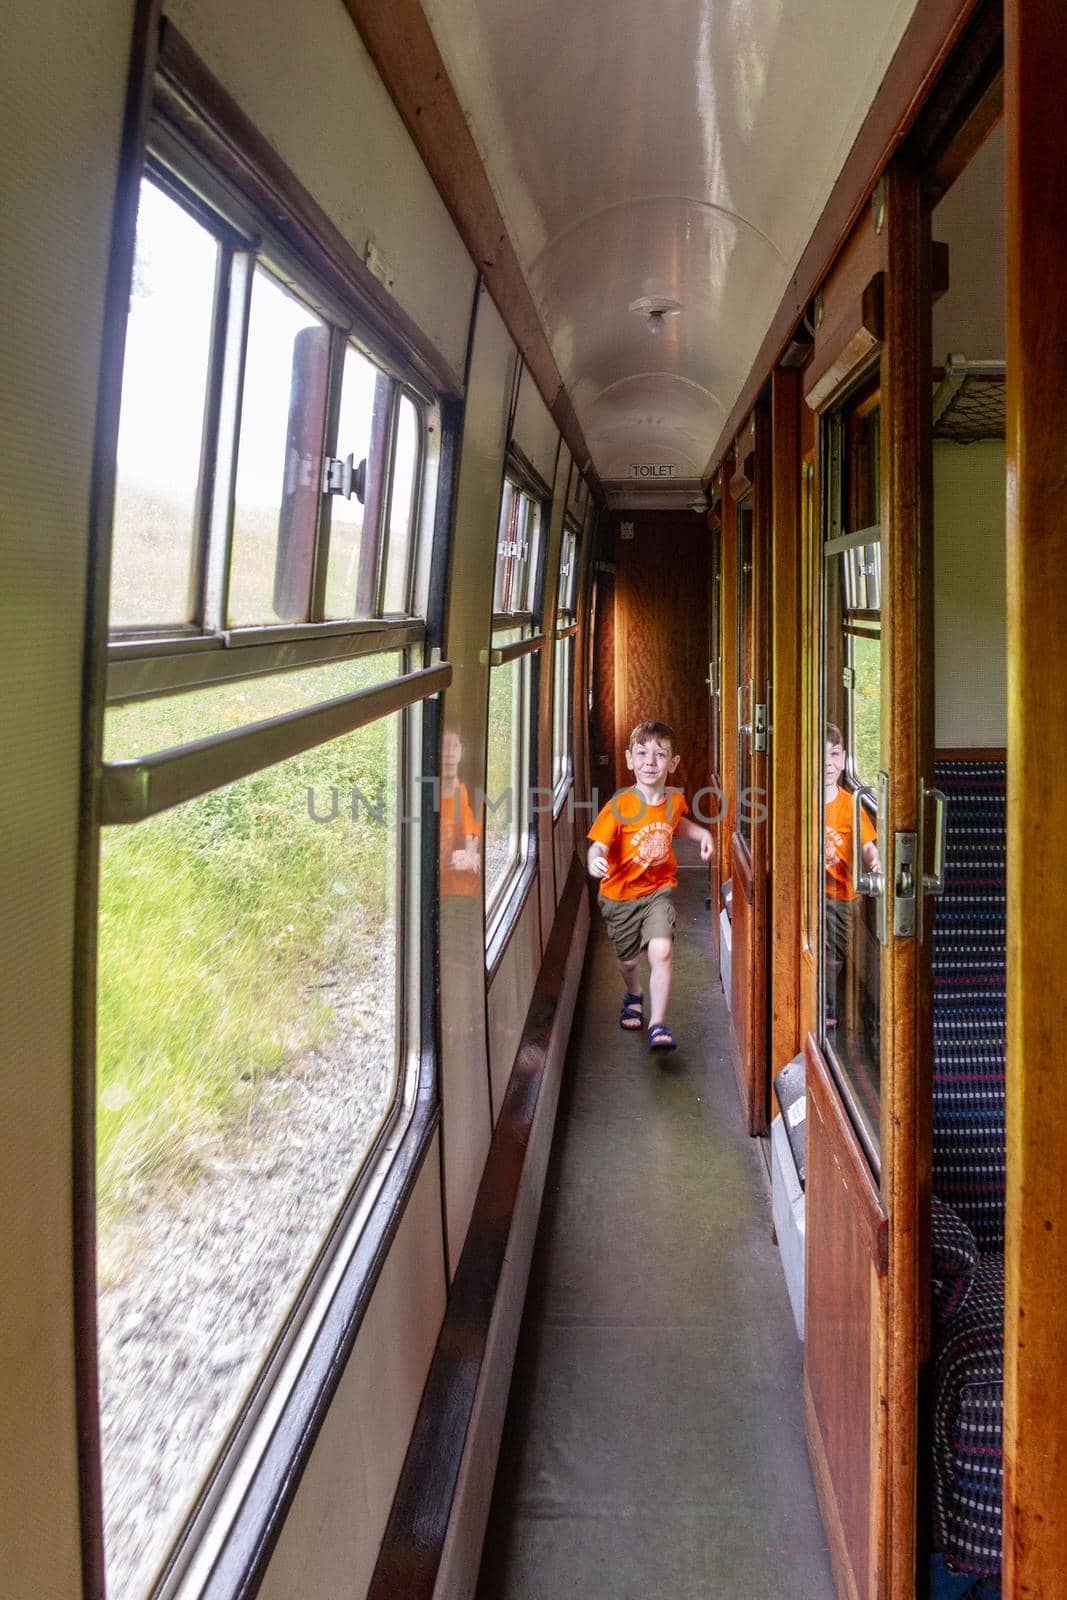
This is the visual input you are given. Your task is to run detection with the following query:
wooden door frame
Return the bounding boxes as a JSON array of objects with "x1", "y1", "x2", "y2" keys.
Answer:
[
  {"x1": 1003, "y1": 3, "x2": 1067, "y2": 1591},
  {"x1": 801, "y1": 149, "x2": 933, "y2": 1600},
  {"x1": 729, "y1": 406, "x2": 772, "y2": 1134},
  {"x1": 770, "y1": 367, "x2": 803, "y2": 1084}
]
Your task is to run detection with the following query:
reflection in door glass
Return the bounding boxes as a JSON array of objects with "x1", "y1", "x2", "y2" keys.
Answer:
[
  {"x1": 736, "y1": 499, "x2": 755, "y2": 853},
  {"x1": 822, "y1": 403, "x2": 883, "y2": 1165}
]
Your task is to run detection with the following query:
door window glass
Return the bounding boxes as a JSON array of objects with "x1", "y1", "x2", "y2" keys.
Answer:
[{"x1": 821, "y1": 396, "x2": 883, "y2": 1166}]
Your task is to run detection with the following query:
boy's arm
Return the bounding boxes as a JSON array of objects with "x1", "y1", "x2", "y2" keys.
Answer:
[
  {"x1": 675, "y1": 814, "x2": 715, "y2": 861},
  {"x1": 587, "y1": 840, "x2": 610, "y2": 879}
]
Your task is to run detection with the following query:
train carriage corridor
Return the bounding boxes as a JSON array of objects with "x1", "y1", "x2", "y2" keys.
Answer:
[{"x1": 477, "y1": 847, "x2": 836, "y2": 1598}]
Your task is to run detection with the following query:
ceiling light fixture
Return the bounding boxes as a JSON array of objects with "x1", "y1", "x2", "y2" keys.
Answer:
[{"x1": 629, "y1": 295, "x2": 683, "y2": 335}]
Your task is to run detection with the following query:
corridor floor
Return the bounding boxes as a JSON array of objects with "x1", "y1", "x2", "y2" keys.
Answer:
[{"x1": 476, "y1": 847, "x2": 837, "y2": 1600}]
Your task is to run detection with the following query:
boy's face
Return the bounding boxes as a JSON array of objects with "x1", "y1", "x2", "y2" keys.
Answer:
[
  {"x1": 626, "y1": 737, "x2": 680, "y2": 787},
  {"x1": 825, "y1": 741, "x2": 846, "y2": 786},
  {"x1": 442, "y1": 731, "x2": 462, "y2": 780}
]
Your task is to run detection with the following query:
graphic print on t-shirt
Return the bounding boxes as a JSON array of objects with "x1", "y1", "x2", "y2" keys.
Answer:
[{"x1": 633, "y1": 820, "x2": 674, "y2": 866}]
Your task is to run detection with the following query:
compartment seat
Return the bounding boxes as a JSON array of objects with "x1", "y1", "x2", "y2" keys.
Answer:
[{"x1": 929, "y1": 760, "x2": 1006, "y2": 1578}]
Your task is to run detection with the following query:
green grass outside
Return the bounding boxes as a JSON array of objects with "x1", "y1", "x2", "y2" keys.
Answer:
[
  {"x1": 851, "y1": 631, "x2": 881, "y2": 792},
  {"x1": 97, "y1": 657, "x2": 397, "y2": 1222}
]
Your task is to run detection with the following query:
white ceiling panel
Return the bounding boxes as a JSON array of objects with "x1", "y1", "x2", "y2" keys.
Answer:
[{"x1": 421, "y1": 0, "x2": 920, "y2": 482}]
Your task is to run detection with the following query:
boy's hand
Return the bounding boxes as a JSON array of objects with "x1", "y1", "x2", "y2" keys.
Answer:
[
  {"x1": 699, "y1": 830, "x2": 714, "y2": 862},
  {"x1": 589, "y1": 855, "x2": 610, "y2": 879}
]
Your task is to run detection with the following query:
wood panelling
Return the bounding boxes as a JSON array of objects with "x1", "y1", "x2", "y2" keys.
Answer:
[
  {"x1": 590, "y1": 563, "x2": 616, "y2": 798},
  {"x1": 880, "y1": 159, "x2": 934, "y2": 1600},
  {"x1": 730, "y1": 832, "x2": 761, "y2": 1131},
  {"x1": 613, "y1": 513, "x2": 711, "y2": 804},
  {"x1": 805, "y1": 1038, "x2": 888, "y2": 1600},
  {"x1": 770, "y1": 368, "x2": 803, "y2": 1081},
  {"x1": 1003, "y1": 5, "x2": 1067, "y2": 1594},
  {"x1": 805, "y1": 214, "x2": 887, "y2": 410}
]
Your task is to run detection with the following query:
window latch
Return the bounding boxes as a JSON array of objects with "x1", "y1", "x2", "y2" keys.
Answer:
[{"x1": 322, "y1": 453, "x2": 367, "y2": 504}]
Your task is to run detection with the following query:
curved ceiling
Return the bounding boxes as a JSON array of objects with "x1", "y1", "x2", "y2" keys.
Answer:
[{"x1": 420, "y1": 0, "x2": 920, "y2": 498}]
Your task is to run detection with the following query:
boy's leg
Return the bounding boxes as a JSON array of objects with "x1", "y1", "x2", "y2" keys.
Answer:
[
  {"x1": 647, "y1": 937, "x2": 673, "y2": 1026},
  {"x1": 617, "y1": 952, "x2": 642, "y2": 996}
]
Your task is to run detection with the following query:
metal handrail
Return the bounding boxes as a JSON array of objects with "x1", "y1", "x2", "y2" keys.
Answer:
[
  {"x1": 851, "y1": 782, "x2": 884, "y2": 898},
  {"x1": 100, "y1": 662, "x2": 451, "y2": 825},
  {"x1": 480, "y1": 632, "x2": 546, "y2": 667}
]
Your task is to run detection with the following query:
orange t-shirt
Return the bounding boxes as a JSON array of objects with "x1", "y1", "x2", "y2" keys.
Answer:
[
  {"x1": 588, "y1": 788, "x2": 689, "y2": 902},
  {"x1": 824, "y1": 785, "x2": 876, "y2": 902},
  {"x1": 440, "y1": 781, "x2": 481, "y2": 898}
]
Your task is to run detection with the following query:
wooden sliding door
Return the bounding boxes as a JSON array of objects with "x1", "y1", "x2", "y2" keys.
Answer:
[{"x1": 803, "y1": 163, "x2": 934, "y2": 1600}]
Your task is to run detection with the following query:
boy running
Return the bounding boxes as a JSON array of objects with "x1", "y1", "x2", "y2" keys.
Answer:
[{"x1": 587, "y1": 720, "x2": 713, "y2": 1051}]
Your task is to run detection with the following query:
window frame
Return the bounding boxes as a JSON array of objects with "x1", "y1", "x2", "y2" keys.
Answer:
[
  {"x1": 483, "y1": 456, "x2": 550, "y2": 959},
  {"x1": 106, "y1": 120, "x2": 440, "y2": 708},
  {"x1": 551, "y1": 513, "x2": 581, "y2": 815}
]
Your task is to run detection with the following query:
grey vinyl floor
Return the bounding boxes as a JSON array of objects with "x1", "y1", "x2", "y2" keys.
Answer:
[{"x1": 475, "y1": 847, "x2": 837, "y2": 1600}]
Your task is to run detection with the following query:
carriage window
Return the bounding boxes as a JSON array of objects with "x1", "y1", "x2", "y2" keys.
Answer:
[
  {"x1": 486, "y1": 628, "x2": 528, "y2": 913},
  {"x1": 821, "y1": 387, "x2": 883, "y2": 1168},
  {"x1": 552, "y1": 517, "x2": 580, "y2": 802},
  {"x1": 382, "y1": 393, "x2": 422, "y2": 614},
  {"x1": 319, "y1": 344, "x2": 387, "y2": 619},
  {"x1": 97, "y1": 130, "x2": 441, "y2": 1600},
  {"x1": 96, "y1": 657, "x2": 407, "y2": 1599},
  {"x1": 110, "y1": 179, "x2": 218, "y2": 628},
  {"x1": 110, "y1": 165, "x2": 430, "y2": 638},
  {"x1": 485, "y1": 469, "x2": 546, "y2": 947},
  {"x1": 228, "y1": 268, "x2": 330, "y2": 625}
]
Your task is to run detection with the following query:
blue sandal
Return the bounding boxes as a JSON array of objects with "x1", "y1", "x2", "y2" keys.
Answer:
[
  {"x1": 648, "y1": 1023, "x2": 677, "y2": 1051},
  {"x1": 619, "y1": 991, "x2": 644, "y2": 1030}
]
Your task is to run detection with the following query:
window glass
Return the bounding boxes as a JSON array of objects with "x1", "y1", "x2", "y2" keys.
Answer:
[
  {"x1": 493, "y1": 480, "x2": 542, "y2": 615},
  {"x1": 110, "y1": 179, "x2": 218, "y2": 628},
  {"x1": 228, "y1": 267, "x2": 329, "y2": 626},
  {"x1": 382, "y1": 394, "x2": 419, "y2": 614},
  {"x1": 552, "y1": 634, "x2": 573, "y2": 794},
  {"x1": 96, "y1": 697, "x2": 402, "y2": 1598},
  {"x1": 104, "y1": 653, "x2": 401, "y2": 759},
  {"x1": 324, "y1": 345, "x2": 393, "y2": 620},
  {"x1": 485, "y1": 627, "x2": 525, "y2": 912},
  {"x1": 493, "y1": 481, "x2": 520, "y2": 613},
  {"x1": 822, "y1": 398, "x2": 883, "y2": 1168}
]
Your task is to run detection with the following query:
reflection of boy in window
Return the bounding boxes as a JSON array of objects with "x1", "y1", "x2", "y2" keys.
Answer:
[
  {"x1": 824, "y1": 722, "x2": 880, "y2": 1029},
  {"x1": 439, "y1": 729, "x2": 481, "y2": 898}
]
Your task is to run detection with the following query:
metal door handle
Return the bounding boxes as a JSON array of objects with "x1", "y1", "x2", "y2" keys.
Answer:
[
  {"x1": 923, "y1": 787, "x2": 948, "y2": 895},
  {"x1": 851, "y1": 784, "x2": 884, "y2": 898}
]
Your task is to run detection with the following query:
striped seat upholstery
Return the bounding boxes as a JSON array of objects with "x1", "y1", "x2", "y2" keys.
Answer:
[{"x1": 930, "y1": 759, "x2": 1006, "y2": 1578}]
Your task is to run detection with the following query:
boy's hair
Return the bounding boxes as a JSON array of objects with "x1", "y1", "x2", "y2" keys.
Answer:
[
  {"x1": 628, "y1": 719, "x2": 678, "y2": 755},
  {"x1": 826, "y1": 722, "x2": 844, "y2": 747}
]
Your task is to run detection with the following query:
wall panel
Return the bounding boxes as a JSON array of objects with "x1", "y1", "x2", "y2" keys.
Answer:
[
  {"x1": 0, "y1": 2, "x2": 135, "y2": 1593},
  {"x1": 487, "y1": 889, "x2": 542, "y2": 1122},
  {"x1": 440, "y1": 286, "x2": 518, "y2": 1269},
  {"x1": 163, "y1": 0, "x2": 476, "y2": 383},
  {"x1": 511, "y1": 366, "x2": 559, "y2": 488},
  {"x1": 257, "y1": 1141, "x2": 447, "y2": 1599}
]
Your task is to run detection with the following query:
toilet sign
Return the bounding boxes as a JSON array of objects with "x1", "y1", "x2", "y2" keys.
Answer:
[{"x1": 630, "y1": 464, "x2": 676, "y2": 479}]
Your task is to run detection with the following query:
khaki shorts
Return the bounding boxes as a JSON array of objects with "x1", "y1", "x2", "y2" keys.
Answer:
[{"x1": 598, "y1": 886, "x2": 677, "y2": 963}]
